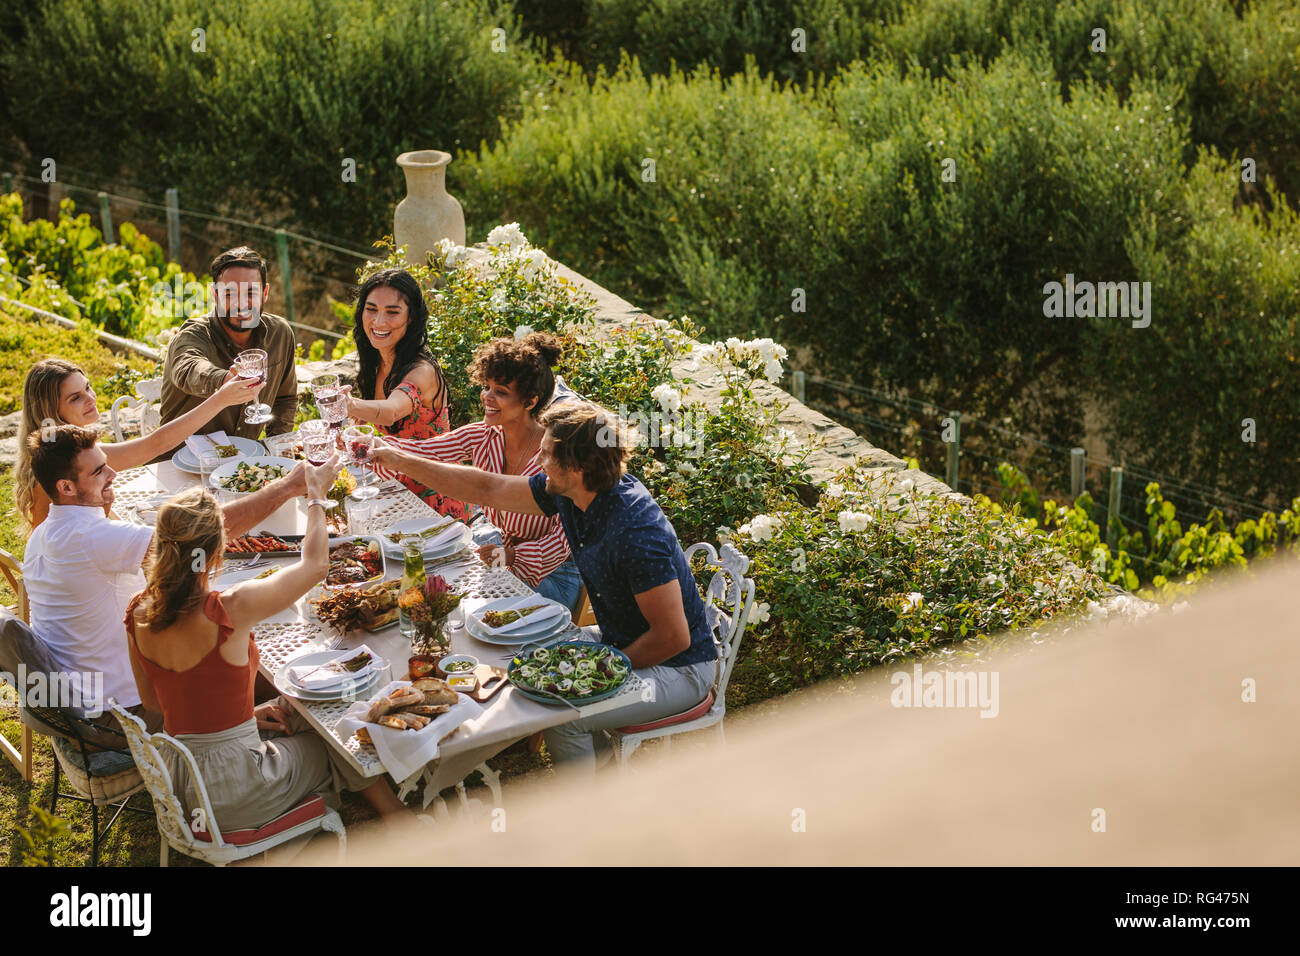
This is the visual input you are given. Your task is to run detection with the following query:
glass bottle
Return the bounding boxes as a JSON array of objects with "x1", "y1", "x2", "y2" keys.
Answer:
[{"x1": 398, "y1": 541, "x2": 426, "y2": 641}]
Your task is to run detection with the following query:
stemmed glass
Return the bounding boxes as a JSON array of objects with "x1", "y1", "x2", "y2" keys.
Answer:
[
  {"x1": 342, "y1": 424, "x2": 379, "y2": 500},
  {"x1": 236, "y1": 349, "x2": 272, "y2": 425},
  {"x1": 312, "y1": 374, "x2": 347, "y2": 437}
]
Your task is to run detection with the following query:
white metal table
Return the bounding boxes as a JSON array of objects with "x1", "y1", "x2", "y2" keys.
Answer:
[{"x1": 112, "y1": 459, "x2": 648, "y2": 807}]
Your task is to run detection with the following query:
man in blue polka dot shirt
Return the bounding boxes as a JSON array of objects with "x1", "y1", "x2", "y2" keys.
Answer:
[{"x1": 373, "y1": 401, "x2": 718, "y2": 775}]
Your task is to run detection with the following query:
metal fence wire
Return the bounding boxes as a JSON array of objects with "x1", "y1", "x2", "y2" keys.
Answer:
[
  {"x1": 2, "y1": 170, "x2": 372, "y2": 343},
  {"x1": 799, "y1": 371, "x2": 1281, "y2": 533}
]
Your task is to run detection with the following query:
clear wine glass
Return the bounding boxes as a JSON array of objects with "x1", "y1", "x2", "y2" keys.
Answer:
[
  {"x1": 342, "y1": 425, "x2": 379, "y2": 500},
  {"x1": 313, "y1": 374, "x2": 348, "y2": 437},
  {"x1": 303, "y1": 431, "x2": 334, "y2": 466},
  {"x1": 236, "y1": 349, "x2": 272, "y2": 425}
]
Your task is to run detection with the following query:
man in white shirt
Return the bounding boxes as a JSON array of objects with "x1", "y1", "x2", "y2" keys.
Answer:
[{"x1": 22, "y1": 425, "x2": 310, "y2": 727}]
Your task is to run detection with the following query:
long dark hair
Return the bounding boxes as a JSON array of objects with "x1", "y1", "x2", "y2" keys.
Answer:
[{"x1": 352, "y1": 268, "x2": 445, "y2": 408}]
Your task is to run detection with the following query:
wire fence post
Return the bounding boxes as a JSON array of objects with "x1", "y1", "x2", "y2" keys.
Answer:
[
  {"x1": 165, "y1": 188, "x2": 181, "y2": 263},
  {"x1": 945, "y1": 411, "x2": 961, "y2": 492},
  {"x1": 1107, "y1": 466, "x2": 1124, "y2": 549},
  {"x1": 97, "y1": 191, "x2": 114, "y2": 244},
  {"x1": 791, "y1": 370, "x2": 806, "y2": 404},
  {"x1": 275, "y1": 229, "x2": 296, "y2": 326},
  {"x1": 1070, "y1": 447, "x2": 1086, "y2": 500}
]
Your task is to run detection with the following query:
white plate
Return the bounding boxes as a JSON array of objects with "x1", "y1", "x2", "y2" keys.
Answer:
[
  {"x1": 467, "y1": 613, "x2": 569, "y2": 646},
  {"x1": 208, "y1": 455, "x2": 298, "y2": 494},
  {"x1": 274, "y1": 654, "x2": 387, "y2": 702},
  {"x1": 378, "y1": 518, "x2": 472, "y2": 560},
  {"x1": 465, "y1": 597, "x2": 571, "y2": 645},
  {"x1": 285, "y1": 648, "x2": 388, "y2": 692},
  {"x1": 212, "y1": 560, "x2": 290, "y2": 592},
  {"x1": 171, "y1": 436, "x2": 266, "y2": 473},
  {"x1": 123, "y1": 494, "x2": 172, "y2": 526}
]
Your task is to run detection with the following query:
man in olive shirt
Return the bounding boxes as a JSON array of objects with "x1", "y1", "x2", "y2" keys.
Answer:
[{"x1": 158, "y1": 246, "x2": 299, "y2": 453}]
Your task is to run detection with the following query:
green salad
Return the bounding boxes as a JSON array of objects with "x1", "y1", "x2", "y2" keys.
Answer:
[
  {"x1": 220, "y1": 462, "x2": 289, "y2": 493},
  {"x1": 509, "y1": 643, "x2": 630, "y2": 699}
]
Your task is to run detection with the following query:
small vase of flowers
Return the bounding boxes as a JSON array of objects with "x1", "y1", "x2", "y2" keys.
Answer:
[{"x1": 400, "y1": 573, "x2": 462, "y2": 658}]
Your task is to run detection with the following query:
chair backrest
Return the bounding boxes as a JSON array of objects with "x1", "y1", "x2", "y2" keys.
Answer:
[
  {"x1": 0, "y1": 607, "x2": 134, "y2": 756},
  {"x1": 109, "y1": 701, "x2": 232, "y2": 852},
  {"x1": 0, "y1": 547, "x2": 28, "y2": 623},
  {"x1": 685, "y1": 542, "x2": 756, "y2": 704}
]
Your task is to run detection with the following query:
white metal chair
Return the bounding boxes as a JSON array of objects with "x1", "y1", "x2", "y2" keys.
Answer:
[
  {"x1": 0, "y1": 547, "x2": 33, "y2": 781},
  {"x1": 109, "y1": 377, "x2": 163, "y2": 442},
  {"x1": 608, "y1": 542, "x2": 756, "y2": 768},
  {"x1": 110, "y1": 701, "x2": 347, "y2": 867}
]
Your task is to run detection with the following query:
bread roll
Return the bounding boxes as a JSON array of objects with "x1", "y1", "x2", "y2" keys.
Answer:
[
  {"x1": 365, "y1": 696, "x2": 395, "y2": 723},
  {"x1": 400, "y1": 703, "x2": 451, "y2": 718},
  {"x1": 412, "y1": 677, "x2": 458, "y2": 706},
  {"x1": 390, "y1": 712, "x2": 430, "y2": 730},
  {"x1": 386, "y1": 685, "x2": 424, "y2": 709}
]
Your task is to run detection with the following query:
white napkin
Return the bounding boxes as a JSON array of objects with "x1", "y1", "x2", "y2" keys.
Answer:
[
  {"x1": 384, "y1": 520, "x2": 465, "y2": 553},
  {"x1": 185, "y1": 431, "x2": 232, "y2": 461},
  {"x1": 288, "y1": 645, "x2": 379, "y2": 690},
  {"x1": 338, "y1": 681, "x2": 482, "y2": 781},
  {"x1": 474, "y1": 595, "x2": 567, "y2": 635}
]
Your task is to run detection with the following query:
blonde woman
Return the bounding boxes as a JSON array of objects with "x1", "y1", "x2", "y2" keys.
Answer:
[
  {"x1": 14, "y1": 358, "x2": 258, "y2": 529},
  {"x1": 124, "y1": 454, "x2": 411, "y2": 831}
]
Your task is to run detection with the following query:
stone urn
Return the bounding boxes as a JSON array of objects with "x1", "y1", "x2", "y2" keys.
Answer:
[{"x1": 393, "y1": 149, "x2": 465, "y2": 268}]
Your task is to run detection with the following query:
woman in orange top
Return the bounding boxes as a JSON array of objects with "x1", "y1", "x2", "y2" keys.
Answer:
[
  {"x1": 126, "y1": 454, "x2": 410, "y2": 832},
  {"x1": 341, "y1": 268, "x2": 467, "y2": 520}
]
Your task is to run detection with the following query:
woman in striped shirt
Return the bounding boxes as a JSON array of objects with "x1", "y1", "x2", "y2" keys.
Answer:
[{"x1": 373, "y1": 332, "x2": 584, "y2": 613}]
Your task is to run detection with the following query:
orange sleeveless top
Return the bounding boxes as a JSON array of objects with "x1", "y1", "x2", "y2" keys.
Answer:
[{"x1": 125, "y1": 590, "x2": 259, "y2": 736}]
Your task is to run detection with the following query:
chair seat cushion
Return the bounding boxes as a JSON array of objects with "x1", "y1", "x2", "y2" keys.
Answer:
[
  {"x1": 194, "y1": 794, "x2": 327, "y2": 846},
  {"x1": 616, "y1": 691, "x2": 714, "y2": 734},
  {"x1": 52, "y1": 735, "x2": 136, "y2": 775},
  {"x1": 51, "y1": 737, "x2": 143, "y2": 803}
]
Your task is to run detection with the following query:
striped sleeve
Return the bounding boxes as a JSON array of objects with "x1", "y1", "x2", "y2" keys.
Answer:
[
  {"x1": 373, "y1": 421, "x2": 489, "y2": 480},
  {"x1": 508, "y1": 517, "x2": 571, "y2": 588}
]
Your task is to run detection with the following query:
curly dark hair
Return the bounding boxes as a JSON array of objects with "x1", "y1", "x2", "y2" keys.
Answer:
[
  {"x1": 467, "y1": 332, "x2": 563, "y2": 419},
  {"x1": 352, "y1": 268, "x2": 446, "y2": 410}
]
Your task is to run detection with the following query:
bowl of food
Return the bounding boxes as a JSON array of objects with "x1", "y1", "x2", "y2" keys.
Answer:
[
  {"x1": 324, "y1": 536, "x2": 386, "y2": 589},
  {"x1": 437, "y1": 654, "x2": 478, "y2": 678},
  {"x1": 310, "y1": 578, "x2": 401, "y2": 632},
  {"x1": 208, "y1": 456, "x2": 297, "y2": 495}
]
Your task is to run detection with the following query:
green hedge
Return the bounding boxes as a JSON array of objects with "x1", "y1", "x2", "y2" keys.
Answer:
[
  {"x1": 0, "y1": 307, "x2": 156, "y2": 415},
  {"x1": 461, "y1": 48, "x2": 1300, "y2": 502},
  {"x1": 0, "y1": 0, "x2": 547, "y2": 245}
]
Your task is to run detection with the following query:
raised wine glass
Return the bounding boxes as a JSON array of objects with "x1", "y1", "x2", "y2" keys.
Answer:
[
  {"x1": 236, "y1": 349, "x2": 272, "y2": 425},
  {"x1": 342, "y1": 424, "x2": 379, "y2": 500},
  {"x1": 312, "y1": 374, "x2": 347, "y2": 436}
]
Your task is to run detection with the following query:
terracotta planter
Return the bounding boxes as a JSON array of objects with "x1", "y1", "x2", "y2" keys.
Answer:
[{"x1": 393, "y1": 149, "x2": 465, "y2": 268}]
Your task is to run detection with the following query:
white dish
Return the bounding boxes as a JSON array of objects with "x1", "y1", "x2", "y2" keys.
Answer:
[
  {"x1": 212, "y1": 560, "x2": 289, "y2": 592},
  {"x1": 171, "y1": 436, "x2": 266, "y2": 473},
  {"x1": 379, "y1": 518, "x2": 472, "y2": 560},
  {"x1": 465, "y1": 597, "x2": 571, "y2": 645},
  {"x1": 285, "y1": 648, "x2": 387, "y2": 691},
  {"x1": 324, "y1": 535, "x2": 387, "y2": 589},
  {"x1": 274, "y1": 654, "x2": 386, "y2": 702},
  {"x1": 208, "y1": 455, "x2": 299, "y2": 494},
  {"x1": 123, "y1": 494, "x2": 172, "y2": 526}
]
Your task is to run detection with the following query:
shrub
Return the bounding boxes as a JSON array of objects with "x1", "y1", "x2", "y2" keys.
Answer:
[
  {"x1": 979, "y1": 461, "x2": 1300, "y2": 600},
  {"x1": 0, "y1": 193, "x2": 201, "y2": 342},
  {"x1": 1, "y1": 0, "x2": 549, "y2": 246},
  {"x1": 0, "y1": 307, "x2": 156, "y2": 414}
]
